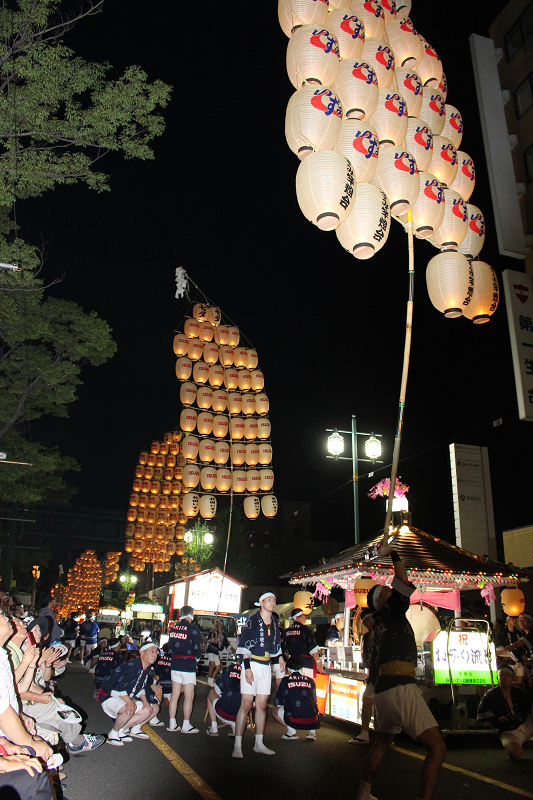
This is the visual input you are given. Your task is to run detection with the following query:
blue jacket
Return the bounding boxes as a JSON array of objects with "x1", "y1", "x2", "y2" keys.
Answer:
[
  {"x1": 98, "y1": 656, "x2": 157, "y2": 704},
  {"x1": 274, "y1": 671, "x2": 320, "y2": 730},
  {"x1": 168, "y1": 619, "x2": 203, "y2": 673},
  {"x1": 237, "y1": 611, "x2": 281, "y2": 664}
]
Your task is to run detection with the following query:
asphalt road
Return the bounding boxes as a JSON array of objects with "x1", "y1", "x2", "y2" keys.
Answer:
[{"x1": 55, "y1": 664, "x2": 532, "y2": 800}]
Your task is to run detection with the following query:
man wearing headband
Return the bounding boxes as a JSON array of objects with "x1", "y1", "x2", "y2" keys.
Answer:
[
  {"x1": 167, "y1": 606, "x2": 203, "y2": 734},
  {"x1": 355, "y1": 542, "x2": 445, "y2": 800},
  {"x1": 272, "y1": 657, "x2": 320, "y2": 741},
  {"x1": 285, "y1": 609, "x2": 325, "y2": 680},
  {"x1": 233, "y1": 591, "x2": 284, "y2": 758},
  {"x1": 99, "y1": 642, "x2": 160, "y2": 745},
  {"x1": 325, "y1": 613, "x2": 344, "y2": 645},
  {"x1": 477, "y1": 664, "x2": 533, "y2": 759},
  {"x1": 93, "y1": 638, "x2": 123, "y2": 699}
]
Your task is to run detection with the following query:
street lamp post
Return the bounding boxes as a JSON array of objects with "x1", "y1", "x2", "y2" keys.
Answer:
[
  {"x1": 326, "y1": 415, "x2": 383, "y2": 546},
  {"x1": 184, "y1": 522, "x2": 215, "y2": 571},
  {"x1": 119, "y1": 572, "x2": 138, "y2": 592}
]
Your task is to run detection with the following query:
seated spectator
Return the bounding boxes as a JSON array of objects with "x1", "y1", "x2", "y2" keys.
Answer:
[
  {"x1": 93, "y1": 638, "x2": 123, "y2": 699},
  {"x1": 477, "y1": 665, "x2": 533, "y2": 759},
  {"x1": 99, "y1": 643, "x2": 161, "y2": 746},
  {"x1": 206, "y1": 660, "x2": 243, "y2": 737},
  {"x1": 124, "y1": 635, "x2": 137, "y2": 652},
  {"x1": 0, "y1": 742, "x2": 53, "y2": 800},
  {"x1": 272, "y1": 656, "x2": 320, "y2": 741}
]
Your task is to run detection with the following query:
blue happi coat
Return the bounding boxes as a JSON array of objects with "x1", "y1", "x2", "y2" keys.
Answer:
[
  {"x1": 98, "y1": 656, "x2": 157, "y2": 704},
  {"x1": 237, "y1": 611, "x2": 281, "y2": 664}
]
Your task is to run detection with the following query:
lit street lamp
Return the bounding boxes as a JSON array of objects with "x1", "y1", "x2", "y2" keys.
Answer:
[
  {"x1": 326, "y1": 415, "x2": 383, "y2": 546},
  {"x1": 119, "y1": 572, "x2": 138, "y2": 591}
]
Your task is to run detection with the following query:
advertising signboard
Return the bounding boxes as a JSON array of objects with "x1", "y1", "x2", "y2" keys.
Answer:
[
  {"x1": 328, "y1": 676, "x2": 363, "y2": 723},
  {"x1": 431, "y1": 630, "x2": 497, "y2": 685}
]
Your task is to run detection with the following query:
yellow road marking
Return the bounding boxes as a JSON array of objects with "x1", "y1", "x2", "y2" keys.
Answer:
[
  {"x1": 391, "y1": 745, "x2": 533, "y2": 799},
  {"x1": 145, "y1": 727, "x2": 223, "y2": 800}
]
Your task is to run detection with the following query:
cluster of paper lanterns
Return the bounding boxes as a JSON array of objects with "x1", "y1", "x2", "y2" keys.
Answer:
[
  {"x1": 54, "y1": 550, "x2": 101, "y2": 614},
  {"x1": 173, "y1": 301, "x2": 277, "y2": 520},
  {"x1": 103, "y1": 552, "x2": 121, "y2": 586},
  {"x1": 279, "y1": 0, "x2": 498, "y2": 324}
]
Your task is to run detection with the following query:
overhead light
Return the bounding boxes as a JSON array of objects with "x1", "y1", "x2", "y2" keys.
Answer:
[
  {"x1": 365, "y1": 435, "x2": 382, "y2": 460},
  {"x1": 184, "y1": 532, "x2": 194, "y2": 543},
  {"x1": 203, "y1": 533, "x2": 214, "y2": 545},
  {"x1": 327, "y1": 431, "x2": 344, "y2": 457}
]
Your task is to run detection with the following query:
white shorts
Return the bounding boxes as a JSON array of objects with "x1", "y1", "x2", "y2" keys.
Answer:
[
  {"x1": 102, "y1": 697, "x2": 144, "y2": 719},
  {"x1": 500, "y1": 715, "x2": 533, "y2": 748},
  {"x1": 65, "y1": 640, "x2": 76, "y2": 647},
  {"x1": 240, "y1": 661, "x2": 271, "y2": 697},
  {"x1": 272, "y1": 662, "x2": 286, "y2": 679},
  {"x1": 171, "y1": 670, "x2": 196, "y2": 686},
  {"x1": 374, "y1": 683, "x2": 437, "y2": 740},
  {"x1": 84, "y1": 643, "x2": 97, "y2": 654},
  {"x1": 363, "y1": 681, "x2": 375, "y2": 700},
  {"x1": 207, "y1": 653, "x2": 221, "y2": 665},
  {"x1": 275, "y1": 706, "x2": 285, "y2": 722}
]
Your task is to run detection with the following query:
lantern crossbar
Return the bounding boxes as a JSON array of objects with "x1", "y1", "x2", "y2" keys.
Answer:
[{"x1": 326, "y1": 455, "x2": 383, "y2": 464}]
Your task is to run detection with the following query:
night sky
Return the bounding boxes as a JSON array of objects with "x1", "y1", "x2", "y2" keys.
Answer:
[{"x1": 19, "y1": 0, "x2": 533, "y2": 558}]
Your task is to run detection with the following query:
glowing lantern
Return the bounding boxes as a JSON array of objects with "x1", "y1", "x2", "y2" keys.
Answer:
[
  {"x1": 231, "y1": 442, "x2": 246, "y2": 466},
  {"x1": 233, "y1": 347, "x2": 247, "y2": 368},
  {"x1": 214, "y1": 441, "x2": 230, "y2": 464},
  {"x1": 175, "y1": 526, "x2": 185, "y2": 540},
  {"x1": 332, "y1": 60, "x2": 378, "y2": 121},
  {"x1": 237, "y1": 370, "x2": 252, "y2": 392},
  {"x1": 162, "y1": 481, "x2": 172, "y2": 495},
  {"x1": 199, "y1": 439, "x2": 216, "y2": 462},
  {"x1": 176, "y1": 542, "x2": 185, "y2": 556},
  {"x1": 180, "y1": 408, "x2": 197, "y2": 433},
  {"x1": 258, "y1": 443, "x2": 273, "y2": 465},
  {"x1": 180, "y1": 382, "x2": 197, "y2": 406},
  {"x1": 251, "y1": 370, "x2": 264, "y2": 391},
  {"x1": 151, "y1": 442, "x2": 160, "y2": 454},
  {"x1": 260, "y1": 469, "x2": 275, "y2": 491},
  {"x1": 182, "y1": 494, "x2": 200, "y2": 517},
  {"x1": 132, "y1": 478, "x2": 143, "y2": 493},
  {"x1": 138, "y1": 496, "x2": 147, "y2": 510},
  {"x1": 247, "y1": 470, "x2": 261, "y2": 492},
  {"x1": 184, "y1": 318, "x2": 200, "y2": 339},
  {"x1": 197, "y1": 412, "x2": 214, "y2": 436},
  {"x1": 441, "y1": 105, "x2": 463, "y2": 150},
  {"x1": 261, "y1": 495, "x2": 278, "y2": 518},
  {"x1": 138, "y1": 452, "x2": 148, "y2": 465},
  {"x1": 350, "y1": 0, "x2": 384, "y2": 38},
  {"x1": 130, "y1": 493, "x2": 140, "y2": 507},
  {"x1": 125, "y1": 539, "x2": 134, "y2": 553},
  {"x1": 352, "y1": 578, "x2": 377, "y2": 607},
  {"x1": 182, "y1": 435, "x2": 199, "y2": 461},
  {"x1": 150, "y1": 481, "x2": 160, "y2": 495},
  {"x1": 337, "y1": 183, "x2": 390, "y2": 259},
  {"x1": 170, "y1": 441, "x2": 180, "y2": 454},
  {"x1": 450, "y1": 151, "x2": 475, "y2": 202},
  {"x1": 405, "y1": 117, "x2": 433, "y2": 172},
  {"x1": 173, "y1": 333, "x2": 189, "y2": 356},
  {"x1": 458, "y1": 204, "x2": 485, "y2": 260},
  {"x1": 199, "y1": 321, "x2": 214, "y2": 343},
  {"x1": 428, "y1": 135, "x2": 457, "y2": 188},
  {"x1": 371, "y1": 149, "x2": 419, "y2": 215},
  {"x1": 257, "y1": 419, "x2": 271, "y2": 440},
  {"x1": 396, "y1": 0, "x2": 412, "y2": 21},
  {"x1": 141, "y1": 480, "x2": 151, "y2": 494},
  {"x1": 501, "y1": 587, "x2": 525, "y2": 616},
  {"x1": 285, "y1": 87, "x2": 342, "y2": 160},
  {"x1": 216, "y1": 469, "x2": 232, "y2": 492},
  {"x1": 416, "y1": 41, "x2": 443, "y2": 88},
  {"x1": 385, "y1": 18, "x2": 422, "y2": 69},
  {"x1": 220, "y1": 346, "x2": 234, "y2": 366},
  {"x1": 146, "y1": 453, "x2": 156, "y2": 466},
  {"x1": 211, "y1": 389, "x2": 228, "y2": 412},
  {"x1": 172, "y1": 480, "x2": 182, "y2": 494},
  {"x1": 395, "y1": 68, "x2": 422, "y2": 117},
  {"x1": 227, "y1": 327, "x2": 240, "y2": 347},
  {"x1": 192, "y1": 361, "x2": 210, "y2": 384},
  {"x1": 462, "y1": 261, "x2": 499, "y2": 324},
  {"x1": 193, "y1": 303, "x2": 207, "y2": 321},
  {"x1": 175, "y1": 357, "x2": 192, "y2": 381},
  {"x1": 369, "y1": 88, "x2": 407, "y2": 147},
  {"x1": 242, "y1": 394, "x2": 256, "y2": 416},
  {"x1": 406, "y1": 172, "x2": 445, "y2": 238},
  {"x1": 211, "y1": 415, "x2": 228, "y2": 438},
  {"x1": 167, "y1": 542, "x2": 176, "y2": 557},
  {"x1": 296, "y1": 150, "x2": 355, "y2": 231},
  {"x1": 208, "y1": 364, "x2": 225, "y2": 387},
  {"x1": 206, "y1": 306, "x2": 221, "y2": 326},
  {"x1": 227, "y1": 392, "x2": 242, "y2": 415},
  {"x1": 361, "y1": 38, "x2": 394, "y2": 89},
  {"x1": 433, "y1": 189, "x2": 467, "y2": 250},
  {"x1": 200, "y1": 467, "x2": 217, "y2": 491},
  {"x1": 246, "y1": 349, "x2": 258, "y2": 370},
  {"x1": 245, "y1": 443, "x2": 260, "y2": 465},
  {"x1": 224, "y1": 368, "x2": 239, "y2": 390},
  {"x1": 230, "y1": 417, "x2": 245, "y2": 439},
  {"x1": 166, "y1": 453, "x2": 176, "y2": 466},
  {"x1": 232, "y1": 471, "x2": 248, "y2": 493},
  {"x1": 334, "y1": 121, "x2": 378, "y2": 183},
  {"x1": 196, "y1": 385, "x2": 213, "y2": 410},
  {"x1": 278, "y1": 0, "x2": 328, "y2": 38},
  {"x1": 203, "y1": 343, "x2": 219, "y2": 364},
  {"x1": 127, "y1": 508, "x2": 137, "y2": 522},
  {"x1": 381, "y1": 0, "x2": 396, "y2": 19},
  {"x1": 244, "y1": 496, "x2": 261, "y2": 520},
  {"x1": 214, "y1": 325, "x2": 229, "y2": 345},
  {"x1": 125, "y1": 523, "x2": 135, "y2": 537},
  {"x1": 199, "y1": 495, "x2": 217, "y2": 519},
  {"x1": 255, "y1": 394, "x2": 270, "y2": 415},
  {"x1": 286, "y1": 24, "x2": 340, "y2": 89},
  {"x1": 187, "y1": 338, "x2": 203, "y2": 361},
  {"x1": 155, "y1": 455, "x2": 165, "y2": 468},
  {"x1": 327, "y1": 10, "x2": 365, "y2": 60},
  {"x1": 418, "y1": 89, "x2": 444, "y2": 135},
  {"x1": 426, "y1": 251, "x2": 473, "y2": 318},
  {"x1": 245, "y1": 418, "x2": 259, "y2": 440}
]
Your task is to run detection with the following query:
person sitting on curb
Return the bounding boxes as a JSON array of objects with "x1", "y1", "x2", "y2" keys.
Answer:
[
  {"x1": 99, "y1": 643, "x2": 161, "y2": 746},
  {"x1": 272, "y1": 656, "x2": 320, "y2": 741},
  {"x1": 477, "y1": 664, "x2": 532, "y2": 760}
]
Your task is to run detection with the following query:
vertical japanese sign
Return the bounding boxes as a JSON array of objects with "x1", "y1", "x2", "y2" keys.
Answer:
[
  {"x1": 431, "y1": 630, "x2": 497, "y2": 685},
  {"x1": 449, "y1": 443, "x2": 496, "y2": 560},
  {"x1": 502, "y1": 269, "x2": 533, "y2": 422}
]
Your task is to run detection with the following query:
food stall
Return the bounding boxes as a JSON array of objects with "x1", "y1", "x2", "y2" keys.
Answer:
[{"x1": 284, "y1": 527, "x2": 529, "y2": 733}]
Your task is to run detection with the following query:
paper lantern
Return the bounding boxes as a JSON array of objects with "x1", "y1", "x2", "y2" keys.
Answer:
[
  {"x1": 258, "y1": 443, "x2": 273, "y2": 465},
  {"x1": 255, "y1": 393, "x2": 270, "y2": 415},
  {"x1": 224, "y1": 367, "x2": 239, "y2": 390},
  {"x1": 209, "y1": 364, "x2": 225, "y2": 387},
  {"x1": 150, "y1": 481, "x2": 160, "y2": 495},
  {"x1": 199, "y1": 321, "x2": 214, "y2": 343},
  {"x1": 214, "y1": 442, "x2": 230, "y2": 464},
  {"x1": 259, "y1": 469, "x2": 275, "y2": 491},
  {"x1": 175, "y1": 525, "x2": 185, "y2": 540},
  {"x1": 180, "y1": 408, "x2": 197, "y2": 433},
  {"x1": 369, "y1": 88, "x2": 407, "y2": 147},
  {"x1": 229, "y1": 417, "x2": 244, "y2": 440},
  {"x1": 187, "y1": 338, "x2": 204, "y2": 361},
  {"x1": 246, "y1": 349, "x2": 258, "y2": 370},
  {"x1": 407, "y1": 172, "x2": 445, "y2": 237},
  {"x1": 140, "y1": 479, "x2": 150, "y2": 494},
  {"x1": 245, "y1": 442, "x2": 260, "y2": 465},
  {"x1": 450, "y1": 151, "x2": 475, "y2": 202},
  {"x1": 245, "y1": 418, "x2": 259, "y2": 440},
  {"x1": 175, "y1": 357, "x2": 192, "y2": 381},
  {"x1": 166, "y1": 453, "x2": 176, "y2": 466},
  {"x1": 261, "y1": 495, "x2": 278, "y2": 518},
  {"x1": 278, "y1": 0, "x2": 328, "y2": 38},
  {"x1": 129, "y1": 493, "x2": 140, "y2": 507},
  {"x1": 212, "y1": 415, "x2": 229, "y2": 438},
  {"x1": 381, "y1": 0, "x2": 396, "y2": 19},
  {"x1": 385, "y1": 17, "x2": 423, "y2": 69},
  {"x1": 501, "y1": 588, "x2": 525, "y2": 616},
  {"x1": 231, "y1": 442, "x2": 247, "y2": 465},
  {"x1": 335, "y1": 121, "x2": 378, "y2": 183},
  {"x1": 233, "y1": 347, "x2": 248, "y2": 368},
  {"x1": 170, "y1": 441, "x2": 180, "y2": 454},
  {"x1": 182, "y1": 493, "x2": 200, "y2": 517},
  {"x1": 227, "y1": 327, "x2": 240, "y2": 347},
  {"x1": 176, "y1": 542, "x2": 185, "y2": 556},
  {"x1": 200, "y1": 467, "x2": 217, "y2": 491},
  {"x1": 182, "y1": 435, "x2": 199, "y2": 461},
  {"x1": 458, "y1": 204, "x2": 485, "y2": 259},
  {"x1": 206, "y1": 306, "x2": 221, "y2": 326},
  {"x1": 214, "y1": 325, "x2": 229, "y2": 345},
  {"x1": 405, "y1": 117, "x2": 433, "y2": 172},
  {"x1": 216, "y1": 468, "x2": 232, "y2": 492},
  {"x1": 162, "y1": 481, "x2": 172, "y2": 496},
  {"x1": 286, "y1": 24, "x2": 340, "y2": 89},
  {"x1": 395, "y1": 68, "x2": 422, "y2": 117},
  {"x1": 433, "y1": 71, "x2": 447, "y2": 102},
  {"x1": 155, "y1": 455, "x2": 165, "y2": 468},
  {"x1": 251, "y1": 370, "x2": 264, "y2": 391},
  {"x1": 327, "y1": 10, "x2": 365, "y2": 60},
  {"x1": 172, "y1": 480, "x2": 182, "y2": 494},
  {"x1": 125, "y1": 523, "x2": 135, "y2": 537},
  {"x1": 286, "y1": 87, "x2": 342, "y2": 160},
  {"x1": 257, "y1": 419, "x2": 271, "y2": 440},
  {"x1": 180, "y1": 382, "x2": 197, "y2": 406},
  {"x1": 203, "y1": 342, "x2": 219, "y2": 365},
  {"x1": 125, "y1": 539, "x2": 134, "y2": 553},
  {"x1": 228, "y1": 392, "x2": 242, "y2": 415},
  {"x1": 199, "y1": 439, "x2": 216, "y2": 462},
  {"x1": 416, "y1": 41, "x2": 442, "y2": 88},
  {"x1": 441, "y1": 104, "x2": 463, "y2": 150},
  {"x1": 197, "y1": 411, "x2": 214, "y2": 436},
  {"x1": 350, "y1": 0, "x2": 384, "y2": 38},
  {"x1": 238, "y1": 370, "x2": 252, "y2": 391},
  {"x1": 219, "y1": 345, "x2": 234, "y2": 366},
  {"x1": 352, "y1": 578, "x2": 377, "y2": 607},
  {"x1": 395, "y1": 0, "x2": 412, "y2": 21},
  {"x1": 418, "y1": 88, "x2": 444, "y2": 135},
  {"x1": 371, "y1": 148, "x2": 419, "y2": 215},
  {"x1": 296, "y1": 150, "x2": 355, "y2": 230},
  {"x1": 247, "y1": 470, "x2": 261, "y2": 492},
  {"x1": 184, "y1": 318, "x2": 200, "y2": 339},
  {"x1": 244, "y1": 496, "x2": 261, "y2": 520},
  {"x1": 211, "y1": 388, "x2": 228, "y2": 412},
  {"x1": 428, "y1": 135, "x2": 457, "y2": 187},
  {"x1": 146, "y1": 453, "x2": 156, "y2": 466},
  {"x1": 196, "y1": 385, "x2": 213, "y2": 410},
  {"x1": 232, "y1": 470, "x2": 247, "y2": 493},
  {"x1": 199, "y1": 494, "x2": 216, "y2": 519},
  {"x1": 138, "y1": 451, "x2": 148, "y2": 465},
  {"x1": 426, "y1": 251, "x2": 473, "y2": 318},
  {"x1": 193, "y1": 303, "x2": 207, "y2": 321},
  {"x1": 151, "y1": 441, "x2": 160, "y2": 454},
  {"x1": 332, "y1": 60, "x2": 378, "y2": 121},
  {"x1": 173, "y1": 333, "x2": 189, "y2": 356},
  {"x1": 192, "y1": 361, "x2": 210, "y2": 384},
  {"x1": 242, "y1": 394, "x2": 256, "y2": 416},
  {"x1": 462, "y1": 261, "x2": 499, "y2": 324},
  {"x1": 433, "y1": 189, "x2": 467, "y2": 250},
  {"x1": 337, "y1": 183, "x2": 390, "y2": 259},
  {"x1": 361, "y1": 38, "x2": 394, "y2": 89},
  {"x1": 127, "y1": 507, "x2": 137, "y2": 522},
  {"x1": 132, "y1": 478, "x2": 143, "y2": 493}
]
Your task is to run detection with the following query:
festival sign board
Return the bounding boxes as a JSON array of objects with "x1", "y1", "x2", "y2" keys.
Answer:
[{"x1": 431, "y1": 630, "x2": 497, "y2": 685}]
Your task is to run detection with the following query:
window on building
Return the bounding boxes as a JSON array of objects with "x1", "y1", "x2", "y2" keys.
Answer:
[
  {"x1": 505, "y1": 3, "x2": 533, "y2": 60},
  {"x1": 250, "y1": 543, "x2": 255, "y2": 548},
  {"x1": 525, "y1": 144, "x2": 533, "y2": 183},
  {"x1": 515, "y1": 73, "x2": 533, "y2": 117}
]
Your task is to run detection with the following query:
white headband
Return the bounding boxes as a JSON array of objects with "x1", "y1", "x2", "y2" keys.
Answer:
[
  {"x1": 333, "y1": 613, "x2": 344, "y2": 621},
  {"x1": 139, "y1": 642, "x2": 158, "y2": 653},
  {"x1": 255, "y1": 592, "x2": 276, "y2": 606},
  {"x1": 370, "y1": 585, "x2": 383, "y2": 611}
]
